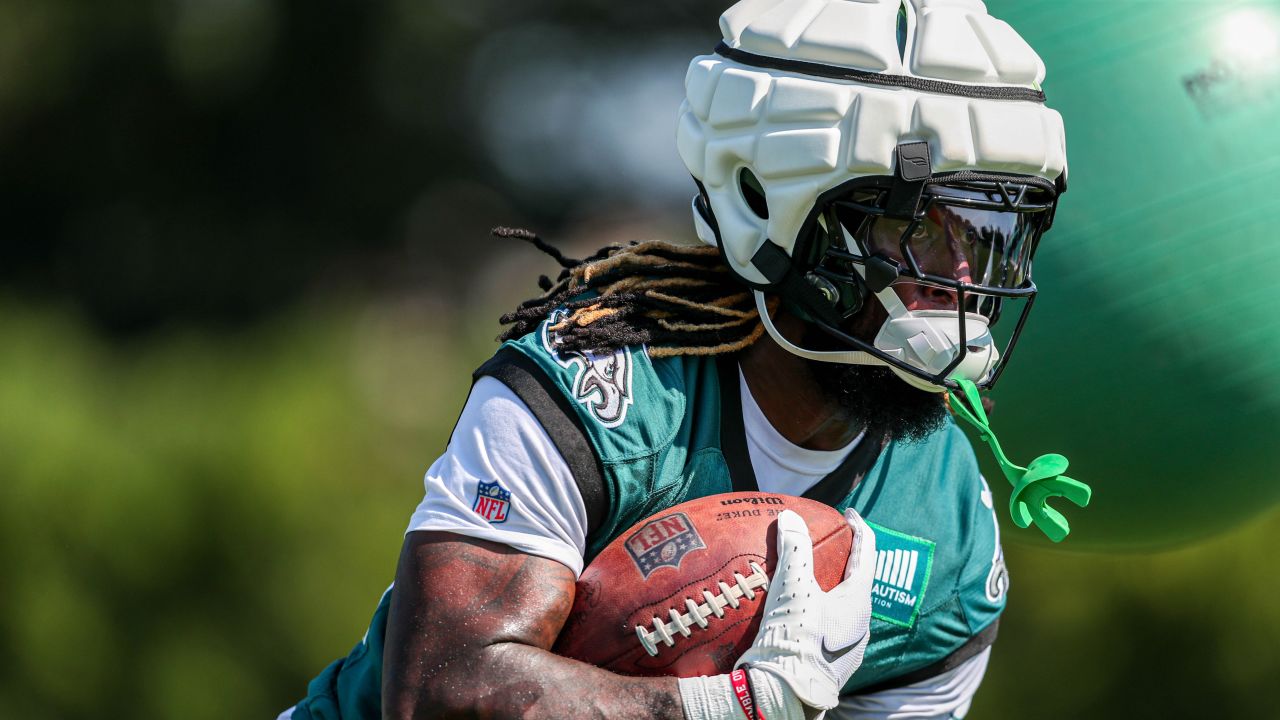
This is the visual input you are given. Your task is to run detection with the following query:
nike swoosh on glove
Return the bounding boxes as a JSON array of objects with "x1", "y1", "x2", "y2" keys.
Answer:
[{"x1": 735, "y1": 508, "x2": 878, "y2": 711}]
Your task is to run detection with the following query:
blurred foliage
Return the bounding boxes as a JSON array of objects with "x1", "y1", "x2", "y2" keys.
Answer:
[
  {"x1": 0, "y1": 0, "x2": 726, "y2": 334},
  {"x1": 0, "y1": 300, "x2": 1276, "y2": 719},
  {"x1": 0, "y1": 298, "x2": 485, "y2": 718}
]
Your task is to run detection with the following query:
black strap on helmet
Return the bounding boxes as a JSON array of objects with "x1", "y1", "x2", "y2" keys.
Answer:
[
  {"x1": 751, "y1": 239, "x2": 846, "y2": 326},
  {"x1": 885, "y1": 142, "x2": 932, "y2": 220}
]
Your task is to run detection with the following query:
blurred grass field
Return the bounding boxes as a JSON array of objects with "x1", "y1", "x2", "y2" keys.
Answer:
[{"x1": 2, "y1": 297, "x2": 1276, "y2": 719}]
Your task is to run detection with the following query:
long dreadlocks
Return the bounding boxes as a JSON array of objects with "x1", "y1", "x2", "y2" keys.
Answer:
[{"x1": 496, "y1": 227, "x2": 774, "y2": 358}]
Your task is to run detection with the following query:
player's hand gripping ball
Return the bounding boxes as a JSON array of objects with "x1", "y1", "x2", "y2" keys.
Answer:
[{"x1": 553, "y1": 492, "x2": 855, "y2": 678}]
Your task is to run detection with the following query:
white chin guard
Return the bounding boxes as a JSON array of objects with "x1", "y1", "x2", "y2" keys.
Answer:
[
  {"x1": 873, "y1": 308, "x2": 999, "y2": 393},
  {"x1": 858, "y1": 235, "x2": 1001, "y2": 392},
  {"x1": 753, "y1": 288, "x2": 1000, "y2": 394}
]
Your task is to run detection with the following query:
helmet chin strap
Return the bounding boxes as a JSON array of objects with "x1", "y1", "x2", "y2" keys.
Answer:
[
  {"x1": 754, "y1": 289, "x2": 946, "y2": 394},
  {"x1": 752, "y1": 270, "x2": 998, "y2": 394},
  {"x1": 753, "y1": 289, "x2": 885, "y2": 367}
]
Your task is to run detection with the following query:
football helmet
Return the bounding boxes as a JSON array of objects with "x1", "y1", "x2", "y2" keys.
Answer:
[{"x1": 678, "y1": 0, "x2": 1068, "y2": 392}]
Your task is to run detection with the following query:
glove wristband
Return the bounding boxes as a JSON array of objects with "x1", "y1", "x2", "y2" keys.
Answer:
[
  {"x1": 678, "y1": 668, "x2": 803, "y2": 720},
  {"x1": 730, "y1": 668, "x2": 766, "y2": 720}
]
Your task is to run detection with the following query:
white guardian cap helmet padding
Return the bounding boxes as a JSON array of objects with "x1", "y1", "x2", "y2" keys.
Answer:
[{"x1": 678, "y1": 0, "x2": 1069, "y2": 391}]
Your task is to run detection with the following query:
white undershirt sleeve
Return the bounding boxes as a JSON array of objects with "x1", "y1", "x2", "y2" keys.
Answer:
[
  {"x1": 405, "y1": 376, "x2": 589, "y2": 577},
  {"x1": 830, "y1": 648, "x2": 991, "y2": 720}
]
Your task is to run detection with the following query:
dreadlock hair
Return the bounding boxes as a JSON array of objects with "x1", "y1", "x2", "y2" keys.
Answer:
[{"x1": 495, "y1": 227, "x2": 775, "y2": 358}]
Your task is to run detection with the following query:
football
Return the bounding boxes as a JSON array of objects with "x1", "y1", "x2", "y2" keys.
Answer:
[{"x1": 553, "y1": 492, "x2": 851, "y2": 677}]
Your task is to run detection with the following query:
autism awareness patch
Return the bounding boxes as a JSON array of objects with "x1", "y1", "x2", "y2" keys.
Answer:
[{"x1": 867, "y1": 522, "x2": 935, "y2": 628}]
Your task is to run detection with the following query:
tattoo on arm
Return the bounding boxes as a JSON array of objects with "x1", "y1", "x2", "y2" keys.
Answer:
[{"x1": 383, "y1": 531, "x2": 684, "y2": 720}]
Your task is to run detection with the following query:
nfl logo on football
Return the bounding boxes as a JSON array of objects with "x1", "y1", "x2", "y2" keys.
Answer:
[
  {"x1": 472, "y1": 480, "x2": 511, "y2": 524},
  {"x1": 624, "y1": 512, "x2": 706, "y2": 579}
]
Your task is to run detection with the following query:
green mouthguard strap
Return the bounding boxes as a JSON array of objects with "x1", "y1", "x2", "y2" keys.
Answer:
[{"x1": 947, "y1": 378, "x2": 1092, "y2": 543}]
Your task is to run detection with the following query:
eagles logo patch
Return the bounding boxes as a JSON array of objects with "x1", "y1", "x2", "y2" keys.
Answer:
[
  {"x1": 542, "y1": 310, "x2": 634, "y2": 428},
  {"x1": 980, "y1": 477, "x2": 1009, "y2": 603}
]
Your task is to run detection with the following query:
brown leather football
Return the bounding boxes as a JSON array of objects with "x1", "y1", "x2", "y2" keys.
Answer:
[{"x1": 553, "y1": 492, "x2": 851, "y2": 678}]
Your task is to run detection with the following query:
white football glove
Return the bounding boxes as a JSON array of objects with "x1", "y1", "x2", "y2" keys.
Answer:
[
  {"x1": 739, "y1": 508, "x2": 877, "y2": 709},
  {"x1": 679, "y1": 509, "x2": 878, "y2": 720}
]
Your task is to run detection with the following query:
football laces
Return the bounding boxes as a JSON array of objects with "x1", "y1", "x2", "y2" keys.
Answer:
[{"x1": 634, "y1": 562, "x2": 769, "y2": 657}]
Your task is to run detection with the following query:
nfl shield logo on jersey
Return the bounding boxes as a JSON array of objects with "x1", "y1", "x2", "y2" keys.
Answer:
[
  {"x1": 624, "y1": 512, "x2": 706, "y2": 579},
  {"x1": 472, "y1": 480, "x2": 512, "y2": 524}
]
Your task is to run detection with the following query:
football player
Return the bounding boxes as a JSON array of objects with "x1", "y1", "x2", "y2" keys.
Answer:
[{"x1": 281, "y1": 0, "x2": 1073, "y2": 717}]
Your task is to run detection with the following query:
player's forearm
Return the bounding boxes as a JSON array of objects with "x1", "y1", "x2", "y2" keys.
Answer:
[
  {"x1": 385, "y1": 642, "x2": 682, "y2": 720},
  {"x1": 382, "y1": 532, "x2": 684, "y2": 720}
]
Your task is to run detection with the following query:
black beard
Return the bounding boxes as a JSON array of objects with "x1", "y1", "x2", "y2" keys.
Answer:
[
  {"x1": 809, "y1": 363, "x2": 948, "y2": 443},
  {"x1": 800, "y1": 312, "x2": 950, "y2": 445},
  {"x1": 808, "y1": 362, "x2": 948, "y2": 443}
]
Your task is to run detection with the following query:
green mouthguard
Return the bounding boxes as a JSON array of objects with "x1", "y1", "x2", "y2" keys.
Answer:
[{"x1": 947, "y1": 378, "x2": 1092, "y2": 543}]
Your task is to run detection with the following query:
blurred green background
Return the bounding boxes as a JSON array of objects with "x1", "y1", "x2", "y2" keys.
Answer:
[{"x1": 2, "y1": 0, "x2": 1278, "y2": 717}]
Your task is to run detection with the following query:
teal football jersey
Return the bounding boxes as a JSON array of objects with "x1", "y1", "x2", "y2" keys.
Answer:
[{"x1": 290, "y1": 315, "x2": 1006, "y2": 718}]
